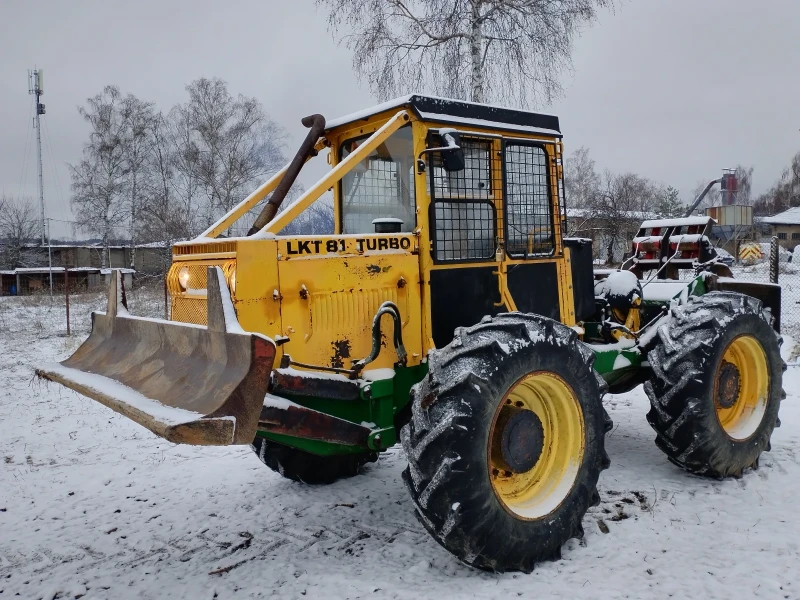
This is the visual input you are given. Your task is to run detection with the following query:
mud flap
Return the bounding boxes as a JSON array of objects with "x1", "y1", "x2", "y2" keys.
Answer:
[{"x1": 36, "y1": 268, "x2": 275, "y2": 445}]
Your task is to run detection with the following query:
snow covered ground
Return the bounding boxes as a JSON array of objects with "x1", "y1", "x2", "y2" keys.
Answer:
[{"x1": 2, "y1": 286, "x2": 800, "y2": 599}]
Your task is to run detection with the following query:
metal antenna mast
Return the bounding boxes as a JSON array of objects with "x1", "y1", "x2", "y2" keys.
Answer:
[{"x1": 28, "y1": 69, "x2": 46, "y2": 244}]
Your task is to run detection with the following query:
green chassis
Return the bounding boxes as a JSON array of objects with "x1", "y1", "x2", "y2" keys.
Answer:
[{"x1": 255, "y1": 276, "x2": 709, "y2": 457}]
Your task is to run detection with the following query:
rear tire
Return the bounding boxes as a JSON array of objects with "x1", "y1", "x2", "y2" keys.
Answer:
[
  {"x1": 251, "y1": 437, "x2": 377, "y2": 484},
  {"x1": 401, "y1": 313, "x2": 611, "y2": 573},
  {"x1": 645, "y1": 292, "x2": 784, "y2": 478}
]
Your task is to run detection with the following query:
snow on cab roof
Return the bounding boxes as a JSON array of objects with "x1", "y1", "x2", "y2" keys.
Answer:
[
  {"x1": 325, "y1": 94, "x2": 561, "y2": 137},
  {"x1": 762, "y1": 206, "x2": 800, "y2": 225},
  {"x1": 639, "y1": 216, "x2": 715, "y2": 229}
]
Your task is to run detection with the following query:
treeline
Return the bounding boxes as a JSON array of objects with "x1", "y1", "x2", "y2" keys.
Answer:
[
  {"x1": 566, "y1": 146, "x2": 800, "y2": 222},
  {"x1": 752, "y1": 152, "x2": 800, "y2": 215},
  {"x1": 562, "y1": 147, "x2": 763, "y2": 260},
  {"x1": 68, "y1": 78, "x2": 298, "y2": 269},
  {"x1": 564, "y1": 147, "x2": 688, "y2": 260}
]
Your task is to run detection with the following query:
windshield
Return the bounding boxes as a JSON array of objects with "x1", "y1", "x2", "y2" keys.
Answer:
[{"x1": 339, "y1": 126, "x2": 416, "y2": 234}]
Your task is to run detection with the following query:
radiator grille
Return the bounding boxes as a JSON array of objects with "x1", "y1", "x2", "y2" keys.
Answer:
[
  {"x1": 171, "y1": 296, "x2": 208, "y2": 325},
  {"x1": 173, "y1": 241, "x2": 237, "y2": 255},
  {"x1": 167, "y1": 259, "x2": 235, "y2": 325},
  {"x1": 310, "y1": 287, "x2": 399, "y2": 333}
]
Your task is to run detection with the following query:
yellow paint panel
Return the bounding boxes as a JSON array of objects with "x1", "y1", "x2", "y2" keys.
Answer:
[
  {"x1": 277, "y1": 244, "x2": 422, "y2": 370},
  {"x1": 233, "y1": 239, "x2": 282, "y2": 338},
  {"x1": 558, "y1": 249, "x2": 576, "y2": 327}
]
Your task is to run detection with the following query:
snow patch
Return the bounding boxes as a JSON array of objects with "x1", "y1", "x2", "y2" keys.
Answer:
[
  {"x1": 361, "y1": 368, "x2": 396, "y2": 381},
  {"x1": 275, "y1": 367, "x2": 351, "y2": 383},
  {"x1": 640, "y1": 216, "x2": 714, "y2": 229},
  {"x1": 262, "y1": 393, "x2": 299, "y2": 411},
  {"x1": 184, "y1": 287, "x2": 207, "y2": 297},
  {"x1": 594, "y1": 270, "x2": 640, "y2": 300},
  {"x1": 613, "y1": 354, "x2": 632, "y2": 370},
  {"x1": 583, "y1": 338, "x2": 637, "y2": 352},
  {"x1": 641, "y1": 281, "x2": 690, "y2": 302}
]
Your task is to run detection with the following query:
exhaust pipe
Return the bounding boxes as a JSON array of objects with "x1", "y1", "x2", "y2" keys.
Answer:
[{"x1": 248, "y1": 114, "x2": 326, "y2": 235}]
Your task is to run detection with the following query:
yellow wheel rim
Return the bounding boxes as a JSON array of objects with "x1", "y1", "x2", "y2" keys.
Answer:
[
  {"x1": 488, "y1": 372, "x2": 585, "y2": 520},
  {"x1": 714, "y1": 335, "x2": 770, "y2": 441}
]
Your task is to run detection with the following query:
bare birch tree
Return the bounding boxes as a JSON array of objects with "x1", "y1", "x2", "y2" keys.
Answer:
[
  {"x1": 320, "y1": 0, "x2": 612, "y2": 107},
  {"x1": 119, "y1": 94, "x2": 157, "y2": 268},
  {"x1": 171, "y1": 78, "x2": 287, "y2": 229},
  {"x1": 137, "y1": 112, "x2": 203, "y2": 274},
  {"x1": 71, "y1": 79, "x2": 289, "y2": 255},
  {"x1": 69, "y1": 86, "x2": 129, "y2": 267},
  {"x1": 588, "y1": 171, "x2": 660, "y2": 263},
  {"x1": 753, "y1": 152, "x2": 800, "y2": 215},
  {"x1": 0, "y1": 195, "x2": 39, "y2": 268},
  {"x1": 564, "y1": 146, "x2": 599, "y2": 209},
  {"x1": 734, "y1": 165, "x2": 753, "y2": 205}
]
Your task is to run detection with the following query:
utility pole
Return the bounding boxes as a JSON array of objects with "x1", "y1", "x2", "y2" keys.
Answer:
[{"x1": 28, "y1": 69, "x2": 46, "y2": 244}]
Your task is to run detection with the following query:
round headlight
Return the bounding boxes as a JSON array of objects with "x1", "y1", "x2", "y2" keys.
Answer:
[
  {"x1": 229, "y1": 269, "x2": 236, "y2": 294},
  {"x1": 178, "y1": 266, "x2": 190, "y2": 290}
]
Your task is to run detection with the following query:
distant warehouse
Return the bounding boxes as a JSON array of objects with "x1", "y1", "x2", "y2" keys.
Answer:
[
  {"x1": 762, "y1": 207, "x2": 800, "y2": 250},
  {"x1": 0, "y1": 267, "x2": 134, "y2": 296},
  {"x1": 0, "y1": 240, "x2": 171, "y2": 296}
]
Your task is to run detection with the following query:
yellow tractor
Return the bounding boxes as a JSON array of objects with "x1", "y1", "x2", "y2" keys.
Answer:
[{"x1": 39, "y1": 96, "x2": 784, "y2": 572}]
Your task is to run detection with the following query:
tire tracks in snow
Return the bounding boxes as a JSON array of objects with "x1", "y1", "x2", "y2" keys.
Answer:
[{"x1": 0, "y1": 507, "x2": 429, "y2": 585}]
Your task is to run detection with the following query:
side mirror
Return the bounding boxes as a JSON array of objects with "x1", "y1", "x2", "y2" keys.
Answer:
[
  {"x1": 438, "y1": 129, "x2": 465, "y2": 172},
  {"x1": 416, "y1": 129, "x2": 466, "y2": 174}
]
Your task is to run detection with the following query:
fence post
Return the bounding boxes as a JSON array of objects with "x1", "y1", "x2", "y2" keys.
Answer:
[
  {"x1": 770, "y1": 236, "x2": 779, "y2": 284},
  {"x1": 65, "y1": 268, "x2": 71, "y2": 336}
]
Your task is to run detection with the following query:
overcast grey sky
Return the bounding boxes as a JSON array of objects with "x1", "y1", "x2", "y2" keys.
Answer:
[{"x1": 1, "y1": 0, "x2": 798, "y2": 238}]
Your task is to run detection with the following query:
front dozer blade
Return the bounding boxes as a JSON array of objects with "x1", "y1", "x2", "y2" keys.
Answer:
[{"x1": 36, "y1": 268, "x2": 275, "y2": 446}]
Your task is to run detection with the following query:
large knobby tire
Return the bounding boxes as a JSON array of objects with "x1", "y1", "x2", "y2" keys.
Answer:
[
  {"x1": 645, "y1": 292, "x2": 785, "y2": 478},
  {"x1": 401, "y1": 313, "x2": 611, "y2": 573},
  {"x1": 251, "y1": 437, "x2": 377, "y2": 484}
]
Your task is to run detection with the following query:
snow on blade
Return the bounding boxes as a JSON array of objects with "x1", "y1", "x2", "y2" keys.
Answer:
[
  {"x1": 262, "y1": 393, "x2": 300, "y2": 411},
  {"x1": 212, "y1": 266, "x2": 246, "y2": 335},
  {"x1": 39, "y1": 362, "x2": 206, "y2": 427}
]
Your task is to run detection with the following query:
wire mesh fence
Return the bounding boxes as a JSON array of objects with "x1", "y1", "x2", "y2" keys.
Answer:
[
  {"x1": 764, "y1": 238, "x2": 800, "y2": 340},
  {"x1": 0, "y1": 278, "x2": 165, "y2": 341}
]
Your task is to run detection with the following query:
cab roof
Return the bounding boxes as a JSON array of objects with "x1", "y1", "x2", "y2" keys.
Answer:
[{"x1": 325, "y1": 94, "x2": 561, "y2": 138}]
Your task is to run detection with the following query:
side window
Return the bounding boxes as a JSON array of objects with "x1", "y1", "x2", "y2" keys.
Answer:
[
  {"x1": 340, "y1": 126, "x2": 416, "y2": 234},
  {"x1": 504, "y1": 143, "x2": 554, "y2": 257},
  {"x1": 430, "y1": 138, "x2": 497, "y2": 262},
  {"x1": 778, "y1": 232, "x2": 788, "y2": 240},
  {"x1": 432, "y1": 202, "x2": 496, "y2": 262},
  {"x1": 432, "y1": 140, "x2": 492, "y2": 199}
]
